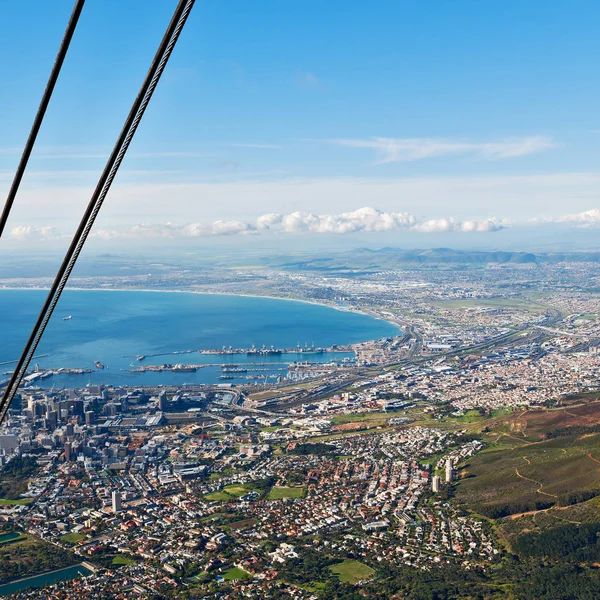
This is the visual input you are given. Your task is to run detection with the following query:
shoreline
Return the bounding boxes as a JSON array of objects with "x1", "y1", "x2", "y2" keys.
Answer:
[{"x1": 0, "y1": 286, "x2": 402, "y2": 332}]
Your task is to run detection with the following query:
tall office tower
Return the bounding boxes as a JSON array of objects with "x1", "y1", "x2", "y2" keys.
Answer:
[
  {"x1": 47, "y1": 410, "x2": 58, "y2": 430},
  {"x1": 112, "y1": 490, "x2": 122, "y2": 513},
  {"x1": 85, "y1": 411, "x2": 95, "y2": 426},
  {"x1": 158, "y1": 391, "x2": 168, "y2": 411},
  {"x1": 432, "y1": 475, "x2": 441, "y2": 493},
  {"x1": 64, "y1": 442, "x2": 72, "y2": 462},
  {"x1": 445, "y1": 458, "x2": 454, "y2": 483},
  {"x1": 71, "y1": 400, "x2": 84, "y2": 416}
]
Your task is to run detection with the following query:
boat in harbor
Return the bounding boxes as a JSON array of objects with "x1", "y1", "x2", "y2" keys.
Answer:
[
  {"x1": 172, "y1": 364, "x2": 197, "y2": 372},
  {"x1": 247, "y1": 344, "x2": 282, "y2": 356},
  {"x1": 63, "y1": 315, "x2": 72, "y2": 321},
  {"x1": 94, "y1": 361, "x2": 105, "y2": 369}
]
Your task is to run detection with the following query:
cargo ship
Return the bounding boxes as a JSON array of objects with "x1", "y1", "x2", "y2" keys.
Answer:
[
  {"x1": 172, "y1": 364, "x2": 197, "y2": 372},
  {"x1": 247, "y1": 345, "x2": 282, "y2": 356}
]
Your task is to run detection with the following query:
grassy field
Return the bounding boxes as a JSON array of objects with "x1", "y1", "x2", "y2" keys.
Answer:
[
  {"x1": 222, "y1": 485, "x2": 249, "y2": 497},
  {"x1": 205, "y1": 484, "x2": 252, "y2": 502},
  {"x1": 268, "y1": 486, "x2": 306, "y2": 500},
  {"x1": 309, "y1": 426, "x2": 393, "y2": 443},
  {"x1": 112, "y1": 554, "x2": 136, "y2": 566},
  {"x1": 0, "y1": 498, "x2": 31, "y2": 506},
  {"x1": 331, "y1": 412, "x2": 389, "y2": 425},
  {"x1": 222, "y1": 566, "x2": 252, "y2": 580},
  {"x1": 330, "y1": 560, "x2": 375, "y2": 584},
  {"x1": 60, "y1": 533, "x2": 86, "y2": 545},
  {"x1": 204, "y1": 490, "x2": 231, "y2": 502}
]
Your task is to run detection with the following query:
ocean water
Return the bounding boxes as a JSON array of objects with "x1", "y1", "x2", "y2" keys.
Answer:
[{"x1": 0, "y1": 290, "x2": 398, "y2": 387}]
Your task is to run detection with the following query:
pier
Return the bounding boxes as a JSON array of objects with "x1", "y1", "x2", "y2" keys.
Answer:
[{"x1": 126, "y1": 344, "x2": 354, "y2": 361}]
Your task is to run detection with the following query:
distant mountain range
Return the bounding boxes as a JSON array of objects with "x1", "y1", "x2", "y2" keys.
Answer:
[{"x1": 275, "y1": 247, "x2": 600, "y2": 271}]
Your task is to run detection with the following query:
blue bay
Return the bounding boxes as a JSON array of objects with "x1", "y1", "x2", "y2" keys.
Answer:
[{"x1": 0, "y1": 290, "x2": 398, "y2": 387}]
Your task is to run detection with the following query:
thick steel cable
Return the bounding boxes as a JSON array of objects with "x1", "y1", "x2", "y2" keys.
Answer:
[
  {"x1": 0, "y1": 0, "x2": 86, "y2": 239},
  {"x1": 0, "y1": 0, "x2": 195, "y2": 422}
]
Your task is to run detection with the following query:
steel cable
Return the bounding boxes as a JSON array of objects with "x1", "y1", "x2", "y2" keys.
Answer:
[
  {"x1": 0, "y1": 0, "x2": 196, "y2": 422},
  {"x1": 0, "y1": 0, "x2": 86, "y2": 239}
]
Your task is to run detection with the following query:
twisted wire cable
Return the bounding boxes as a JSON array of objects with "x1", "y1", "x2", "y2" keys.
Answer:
[
  {"x1": 0, "y1": 0, "x2": 196, "y2": 422},
  {"x1": 0, "y1": 0, "x2": 86, "y2": 238}
]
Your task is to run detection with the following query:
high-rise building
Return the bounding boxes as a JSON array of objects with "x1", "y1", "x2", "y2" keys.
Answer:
[
  {"x1": 158, "y1": 391, "x2": 168, "y2": 411},
  {"x1": 71, "y1": 400, "x2": 84, "y2": 416},
  {"x1": 85, "y1": 411, "x2": 95, "y2": 426},
  {"x1": 112, "y1": 490, "x2": 122, "y2": 513},
  {"x1": 445, "y1": 458, "x2": 454, "y2": 483},
  {"x1": 432, "y1": 475, "x2": 441, "y2": 493},
  {"x1": 64, "y1": 442, "x2": 72, "y2": 462},
  {"x1": 47, "y1": 410, "x2": 58, "y2": 430}
]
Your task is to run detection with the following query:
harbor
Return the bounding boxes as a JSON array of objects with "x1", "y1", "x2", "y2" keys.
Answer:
[
  {"x1": 6, "y1": 350, "x2": 357, "y2": 389},
  {"x1": 0, "y1": 290, "x2": 395, "y2": 389},
  {"x1": 126, "y1": 342, "x2": 354, "y2": 362}
]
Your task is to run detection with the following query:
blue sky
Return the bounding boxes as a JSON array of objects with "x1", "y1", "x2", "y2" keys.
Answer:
[{"x1": 1, "y1": 0, "x2": 600, "y2": 245}]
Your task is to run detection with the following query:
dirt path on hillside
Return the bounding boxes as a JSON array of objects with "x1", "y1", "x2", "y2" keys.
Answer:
[
  {"x1": 586, "y1": 453, "x2": 600, "y2": 470},
  {"x1": 514, "y1": 460, "x2": 558, "y2": 498},
  {"x1": 506, "y1": 505, "x2": 582, "y2": 524}
]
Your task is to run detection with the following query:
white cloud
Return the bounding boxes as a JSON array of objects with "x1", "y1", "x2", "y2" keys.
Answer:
[
  {"x1": 413, "y1": 217, "x2": 504, "y2": 233},
  {"x1": 100, "y1": 220, "x2": 259, "y2": 239},
  {"x1": 331, "y1": 135, "x2": 555, "y2": 163},
  {"x1": 73, "y1": 207, "x2": 506, "y2": 240},
  {"x1": 13, "y1": 207, "x2": 508, "y2": 242},
  {"x1": 6, "y1": 173, "x2": 600, "y2": 232},
  {"x1": 260, "y1": 207, "x2": 417, "y2": 234},
  {"x1": 206, "y1": 220, "x2": 257, "y2": 236},
  {"x1": 554, "y1": 208, "x2": 600, "y2": 227},
  {"x1": 10, "y1": 225, "x2": 57, "y2": 240}
]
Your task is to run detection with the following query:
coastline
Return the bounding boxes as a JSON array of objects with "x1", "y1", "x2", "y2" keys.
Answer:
[{"x1": 0, "y1": 286, "x2": 402, "y2": 332}]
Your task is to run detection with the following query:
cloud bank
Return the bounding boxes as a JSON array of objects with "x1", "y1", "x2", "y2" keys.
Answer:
[
  {"x1": 82, "y1": 207, "x2": 503, "y2": 240},
  {"x1": 12, "y1": 206, "x2": 600, "y2": 243}
]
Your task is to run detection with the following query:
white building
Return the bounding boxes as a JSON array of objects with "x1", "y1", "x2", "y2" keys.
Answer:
[{"x1": 112, "y1": 490, "x2": 122, "y2": 513}]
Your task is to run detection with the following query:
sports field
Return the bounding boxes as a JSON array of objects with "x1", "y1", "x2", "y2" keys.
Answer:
[
  {"x1": 268, "y1": 486, "x2": 306, "y2": 500},
  {"x1": 330, "y1": 560, "x2": 375, "y2": 584}
]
